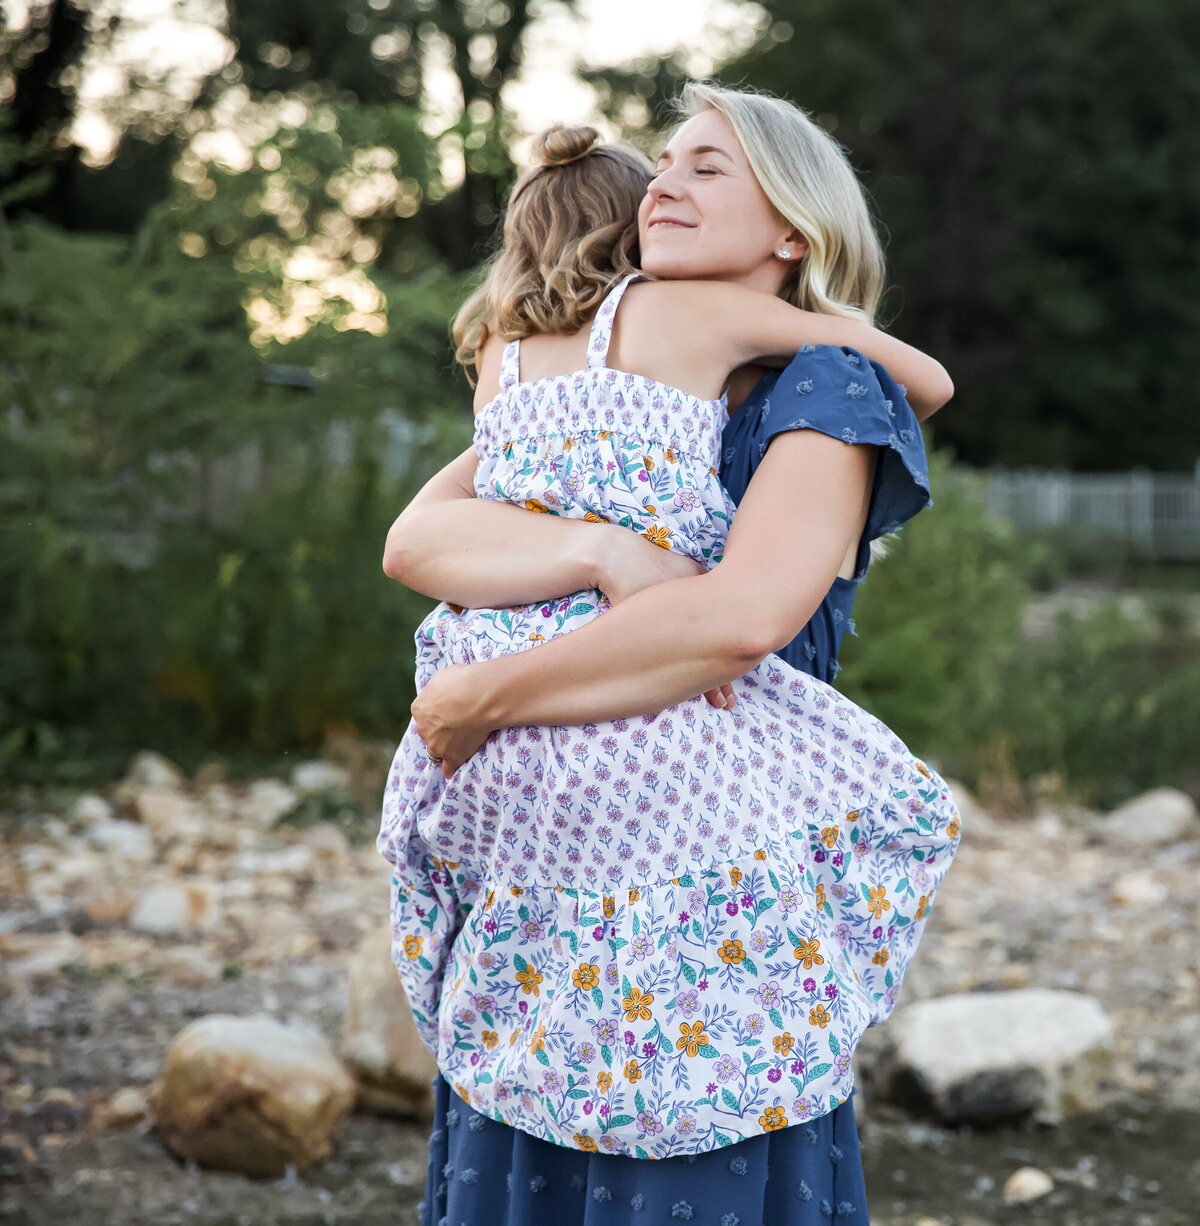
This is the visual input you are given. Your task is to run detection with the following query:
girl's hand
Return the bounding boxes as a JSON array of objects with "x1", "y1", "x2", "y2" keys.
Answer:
[{"x1": 411, "y1": 664, "x2": 495, "y2": 779}]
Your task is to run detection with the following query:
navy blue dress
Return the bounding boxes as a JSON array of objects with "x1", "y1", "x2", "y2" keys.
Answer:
[{"x1": 418, "y1": 347, "x2": 931, "y2": 1226}]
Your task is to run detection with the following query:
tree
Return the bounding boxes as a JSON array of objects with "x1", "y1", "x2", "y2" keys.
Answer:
[{"x1": 589, "y1": 0, "x2": 1200, "y2": 471}]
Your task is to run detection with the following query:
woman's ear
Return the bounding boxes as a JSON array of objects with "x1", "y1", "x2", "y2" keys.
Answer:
[{"x1": 777, "y1": 230, "x2": 809, "y2": 262}]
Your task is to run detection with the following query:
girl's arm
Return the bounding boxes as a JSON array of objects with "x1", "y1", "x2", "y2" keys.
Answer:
[
  {"x1": 632, "y1": 280, "x2": 954, "y2": 420},
  {"x1": 413, "y1": 428, "x2": 875, "y2": 774},
  {"x1": 383, "y1": 446, "x2": 705, "y2": 608}
]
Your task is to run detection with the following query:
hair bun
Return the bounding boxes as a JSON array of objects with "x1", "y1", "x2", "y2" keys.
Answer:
[{"x1": 530, "y1": 124, "x2": 600, "y2": 168}]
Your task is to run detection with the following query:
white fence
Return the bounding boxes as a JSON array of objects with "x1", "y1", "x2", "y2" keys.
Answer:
[{"x1": 979, "y1": 464, "x2": 1200, "y2": 559}]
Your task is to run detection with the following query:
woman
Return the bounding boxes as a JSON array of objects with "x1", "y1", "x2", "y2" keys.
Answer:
[{"x1": 382, "y1": 85, "x2": 958, "y2": 1225}]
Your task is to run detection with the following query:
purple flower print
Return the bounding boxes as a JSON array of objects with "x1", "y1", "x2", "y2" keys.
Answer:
[
  {"x1": 803, "y1": 978, "x2": 817, "y2": 993},
  {"x1": 676, "y1": 1113, "x2": 698, "y2": 1135},
  {"x1": 542, "y1": 1070, "x2": 563, "y2": 1093},
  {"x1": 835, "y1": 923, "x2": 852, "y2": 949},
  {"x1": 792, "y1": 1096, "x2": 815, "y2": 1119},
  {"x1": 518, "y1": 919, "x2": 544, "y2": 940},
  {"x1": 714, "y1": 1054, "x2": 739, "y2": 1083},
  {"x1": 777, "y1": 886, "x2": 799, "y2": 914},
  {"x1": 834, "y1": 1052, "x2": 851, "y2": 1076},
  {"x1": 637, "y1": 1109, "x2": 663, "y2": 1135},
  {"x1": 767, "y1": 1068, "x2": 782, "y2": 1083},
  {"x1": 824, "y1": 983, "x2": 838, "y2": 1000},
  {"x1": 726, "y1": 901, "x2": 739, "y2": 916},
  {"x1": 790, "y1": 1059, "x2": 805, "y2": 1076},
  {"x1": 754, "y1": 981, "x2": 782, "y2": 1010},
  {"x1": 676, "y1": 989, "x2": 700, "y2": 1018},
  {"x1": 592, "y1": 1019, "x2": 619, "y2": 1045},
  {"x1": 706, "y1": 1083, "x2": 717, "y2": 1095},
  {"x1": 624, "y1": 1030, "x2": 635, "y2": 1047},
  {"x1": 484, "y1": 918, "x2": 497, "y2": 934},
  {"x1": 740, "y1": 893, "x2": 754, "y2": 909},
  {"x1": 577, "y1": 1042, "x2": 596, "y2": 1063},
  {"x1": 746, "y1": 1014, "x2": 765, "y2": 1037},
  {"x1": 629, "y1": 932, "x2": 654, "y2": 961}
]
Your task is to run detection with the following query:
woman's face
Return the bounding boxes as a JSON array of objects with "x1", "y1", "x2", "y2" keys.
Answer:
[{"x1": 638, "y1": 108, "x2": 804, "y2": 293}]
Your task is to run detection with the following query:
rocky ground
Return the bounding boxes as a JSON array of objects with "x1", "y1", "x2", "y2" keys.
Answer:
[{"x1": 2, "y1": 753, "x2": 1198, "y2": 1226}]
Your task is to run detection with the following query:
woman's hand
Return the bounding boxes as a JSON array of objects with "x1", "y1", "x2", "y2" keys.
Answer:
[{"x1": 410, "y1": 664, "x2": 497, "y2": 779}]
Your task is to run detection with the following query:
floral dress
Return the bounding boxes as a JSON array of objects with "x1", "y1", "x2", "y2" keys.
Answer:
[{"x1": 377, "y1": 273, "x2": 961, "y2": 1162}]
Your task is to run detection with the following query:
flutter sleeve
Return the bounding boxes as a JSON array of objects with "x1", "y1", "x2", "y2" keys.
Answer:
[{"x1": 750, "y1": 344, "x2": 932, "y2": 579}]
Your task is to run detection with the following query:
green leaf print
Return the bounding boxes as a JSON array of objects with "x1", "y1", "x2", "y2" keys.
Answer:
[
  {"x1": 591, "y1": 987, "x2": 604, "y2": 1009},
  {"x1": 518, "y1": 904, "x2": 530, "y2": 921},
  {"x1": 680, "y1": 962, "x2": 697, "y2": 985},
  {"x1": 746, "y1": 1062, "x2": 769, "y2": 1075},
  {"x1": 740, "y1": 955, "x2": 758, "y2": 976},
  {"x1": 607, "y1": 1114, "x2": 635, "y2": 1129},
  {"x1": 632, "y1": 911, "x2": 640, "y2": 936},
  {"x1": 514, "y1": 953, "x2": 528, "y2": 973},
  {"x1": 699, "y1": 1044, "x2": 720, "y2": 1059},
  {"x1": 715, "y1": 1131, "x2": 733, "y2": 1147},
  {"x1": 721, "y1": 1088, "x2": 740, "y2": 1112},
  {"x1": 535, "y1": 1048, "x2": 550, "y2": 1067},
  {"x1": 829, "y1": 1034, "x2": 841, "y2": 1056},
  {"x1": 621, "y1": 975, "x2": 632, "y2": 999},
  {"x1": 567, "y1": 1088, "x2": 589, "y2": 1100},
  {"x1": 768, "y1": 1008, "x2": 784, "y2": 1030},
  {"x1": 806, "y1": 1062, "x2": 833, "y2": 1083},
  {"x1": 635, "y1": 1089, "x2": 646, "y2": 1114}
]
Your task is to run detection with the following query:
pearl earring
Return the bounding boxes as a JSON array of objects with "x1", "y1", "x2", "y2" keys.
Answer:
[{"x1": 777, "y1": 247, "x2": 790, "y2": 259}]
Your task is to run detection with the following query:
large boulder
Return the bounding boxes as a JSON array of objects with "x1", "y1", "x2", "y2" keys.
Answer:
[
  {"x1": 876, "y1": 989, "x2": 1114, "y2": 1125},
  {"x1": 151, "y1": 1014, "x2": 356, "y2": 1176},
  {"x1": 340, "y1": 926, "x2": 437, "y2": 1117},
  {"x1": 1096, "y1": 787, "x2": 1198, "y2": 847}
]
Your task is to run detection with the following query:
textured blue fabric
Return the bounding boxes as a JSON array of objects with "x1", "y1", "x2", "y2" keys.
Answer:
[
  {"x1": 422, "y1": 1076, "x2": 868, "y2": 1226},
  {"x1": 720, "y1": 347, "x2": 930, "y2": 683}
]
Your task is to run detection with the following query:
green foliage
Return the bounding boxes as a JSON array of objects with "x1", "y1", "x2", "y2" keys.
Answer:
[
  {"x1": 593, "y1": 0, "x2": 1200, "y2": 472},
  {"x1": 839, "y1": 453, "x2": 1200, "y2": 805},
  {"x1": 0, "y1": 211, "x2": 472, "y2": 787}
]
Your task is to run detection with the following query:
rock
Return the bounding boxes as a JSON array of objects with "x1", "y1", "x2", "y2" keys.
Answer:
[
  {"x1": 302, "y1": 823, "x2": 349, "y2": 858},
  {"x1": 1003, "y1": 1166, "x2": 1054, "y2": 1204},
  {"x1": 128, "y1": 882, "x2": 221, "y2": 936},
  {"x1": 69, "y1": 793, "x2": 114, "y2": 827},
  {"x1": 240, "y1": 779, "x2": 300, "y2": 828},
  {"x1": 879, "y1": 989, "x2": 1115, "y2": 1125},
  {"x1": 290, "y1": 761, "x2": 351, "y2": 795},
  {"x1": 124, "y1": 751, "x2": 185, "y2": 792},
  {"x1": 133, "y1": 789, "x2": 199, "y2": 839},
  {"x1": 153, "y1": 945, "x2": 224, "y2": 987},
  {"x1": 89, "y1": 1086, "x2": 151, "y2": 1132},
  {"x1": 83, "y1": 883, "x2": 136, "y2": 924},
  {"x1": 1112, "y1": 871, "x2": 1169, "y2": 907},
  {"x1": 84, "y1": 817, "x2": 154, "y2": 863},
  {"x1": 151, "y1": 1013, "x2": 356, "y2": 1176},
  {"x1": 340, "y1": 927, "x2": 437, "y2": 1117},
  {"x1": 0, "y1": 931, "x2": 84, "y2": 983},
  {"x1": 1099, "y1": 787, "x2": 1198, "y2": 847}
]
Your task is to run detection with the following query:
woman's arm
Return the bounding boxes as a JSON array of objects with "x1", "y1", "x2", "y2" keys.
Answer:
[
  {"x1": 412, "y1": 429, "x2": 875, "y2": 774},
  {"x1": 383, "y1": 446, "x2": 706, "y2": 608}
]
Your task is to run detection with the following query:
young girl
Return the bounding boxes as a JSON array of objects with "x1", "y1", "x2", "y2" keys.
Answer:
[{"x1": 380, "y1": 91, "x2": 960, "y2": 1225}]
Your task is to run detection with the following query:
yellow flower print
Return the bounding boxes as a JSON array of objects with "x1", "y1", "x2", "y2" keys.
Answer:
[
  {"x1": 484, "y1": 890, "x2": 495, "y2": 910},
  {"x1": 814, "y1": 884, "x2": 827, "y2": 910},
  {"x1": 525, "y1": 499, "x2": 550, "y2": 513},
  {"x1": 916, "y1": 894, "x2": 931, "y2": 921},
  {"x1": 628, "y1": 887, "x2": 640, "y2": 903},
  {"x1": 676, "y1": 1022, "x2": 710, "y2": 1057},
  {"x1": 773, "y1": 1032, "x2": 794, "y2": 1056},
  {"x1": 572, "y1": 962, "x2": 600, "y2": 991},
  {"x1": 718, "y1": 939, "x2": 746, "y2": 966},
  {"x1": 643, "y1": 525, "x2": 671, "y2": 549},
  {"x1": 447, "y1": 602, "x2": 465, "y2": 616},
  {"x1": 624, "y1": 1059, "x2": 641, "y2": 1083},
  {"x1": 730, "y1": 866, "x2": 743, "y2": 887},
  {"x1": 530, "y1": 1023, "x2": 546, "y2": 1054},
  {"x1": 821, "y1": 826, "x2": 839, "y2": 848},
  {"x1": 753, "y1": 848, "x2": 767, "y2": 861},
  {"x1": 948, "y1": 816, "x2": 961, "y2": 839},
  {"x1": 872, "y1": 947, "x2": 890, "y2": 967},
  {"x1": 403, "y1": 935, "x2": 423, "y2": 959},
  {"x1": 793, "y1": 938, "x2": 824, "y2": 969},
  {"x1": 510, "y1": 887, "x2": 523, "y2": 896},
  {"x1": 809, "y1": 1004, "x2": 831, "y2": 1029},
  {"x1": 623, "y1": 986, "x2": 654, "y2": 1021},
  {"x1": 482, "y1": 1030, "x2": 498, "y2": 1049},
  {"x1": 597, "y1": 1071, "x2": 613, "y2": 1093},
  {"x1": 527, "y1": 631, "x2": 545, "y2": 642},
  {"x1": 759, "y1": 1106, "x2": 788, "y2": 1131},
  {"x1": 643, "y1": 455, "x2": 655, "y2": 471},
  {"x1": 516, "y1": 963, "x2": 543, "y2": 996},
  {"x1": 603, "y1": 895, "x2": 615, "y2": 918},
  {"x1": 564, "y1": 436, "x2": 575, "y2": 451},
  {"x1": 665, "y1": 447, "x2": 677, "y2": 463},
  {"x1": 598, "y1": 429, "x2": 611, "y2": 440},
  {"x1": 584, "y1": 511, "x2": 609, "y2": 524},
  {"x1": 846, "y1": 809, "x2": 861, "y2": 823},
  {"x1": 575, "y1": 1133, "x2": 597, "y2": 1151},
  {"x1": 916, "y1": 761, "x2": 932, "y2": 778},
  {"x1": 867, "y1": 886, "x2": 891, "y2": 919}
]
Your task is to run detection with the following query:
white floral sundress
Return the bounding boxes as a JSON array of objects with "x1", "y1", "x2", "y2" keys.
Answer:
[{"x1": 377, "y1": 274, "x2": 961, "y2": 1159}]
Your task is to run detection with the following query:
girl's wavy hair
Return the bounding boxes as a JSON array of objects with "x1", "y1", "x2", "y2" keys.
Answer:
[
  {"x1": 453, "y1": 125, "x2": 653, "y2": 377},
  {"x1": 674, "y1": 82, "x2": 885, "y2": 326}
]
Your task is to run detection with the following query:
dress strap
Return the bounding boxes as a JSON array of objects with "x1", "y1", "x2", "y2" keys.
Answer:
[
  {"x1": 499, "y1": 339, "x2": 521, "y2": 390},
  {"x1": 586, "y1": 273, "x2": 644, "y2": 369}
]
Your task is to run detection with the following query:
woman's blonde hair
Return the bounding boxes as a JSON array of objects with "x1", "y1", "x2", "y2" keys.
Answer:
[
  {"x1": 452, "y1": 125, "x2": 653, "y2": 376},
  {"x1": 674, "y1": 82, "x2": 885, "y2": 325}
]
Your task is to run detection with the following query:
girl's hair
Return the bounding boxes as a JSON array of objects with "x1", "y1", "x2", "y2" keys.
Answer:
[
  {"x1": 674, "y1": 82, "x2": 885, "y2": 326},
  {"x1": 452, "y1": 125, "x2": 653, "y2": 376}
]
